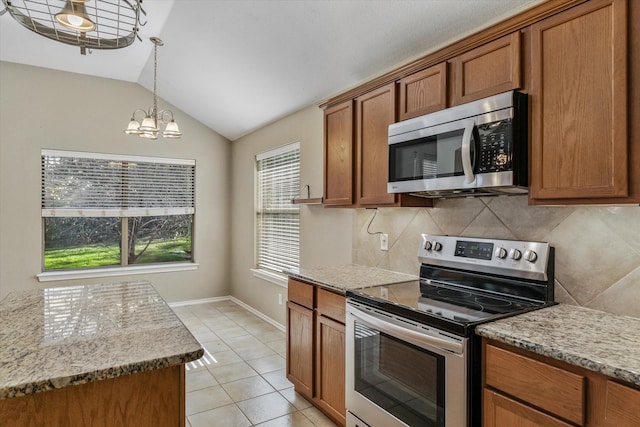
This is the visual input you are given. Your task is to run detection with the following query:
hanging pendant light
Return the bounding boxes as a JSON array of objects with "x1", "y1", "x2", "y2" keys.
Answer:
[
  {"x1": 55, "y1": 0, "x2": 95, "y2": 32},
  {"x1": 1, "y1": 0, "x2": 145, "y2": 55},
  {"x1": 124, "y1": 37, "x2": 182, "y2": 141}
]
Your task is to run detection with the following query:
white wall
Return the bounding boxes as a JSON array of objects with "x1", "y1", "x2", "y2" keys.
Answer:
[
  {"x1": 230, "y1": 105, "x2": 353, "y2": 325},
  {"x1": 0, "y1": 61, "x2": 231, "y2": 302}
]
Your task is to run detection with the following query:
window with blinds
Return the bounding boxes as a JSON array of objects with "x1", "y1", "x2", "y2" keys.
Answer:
[
  {"x1": 41, "y1": 150, "x2": 195, "y2": 271},
  {"x1": 256, "y1": 143, "x2": 300, "y2": 274}
]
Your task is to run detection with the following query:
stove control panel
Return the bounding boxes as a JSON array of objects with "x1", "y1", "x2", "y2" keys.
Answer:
[{"x1": 419, "y1": 234, "x2": 551, "y2": 281}]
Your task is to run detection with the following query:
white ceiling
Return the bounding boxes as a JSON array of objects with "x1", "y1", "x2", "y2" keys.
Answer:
[{"x1": 0, "y1": 0, "x2": 543, "y2": 141}]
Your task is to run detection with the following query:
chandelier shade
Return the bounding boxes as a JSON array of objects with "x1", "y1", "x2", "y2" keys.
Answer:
[
  {"x1": 1, "y1": 0, "x2": 145, "y2": 55},
  {"x1": 124, "y1": 37, "x2": 182, "y2": 141}
]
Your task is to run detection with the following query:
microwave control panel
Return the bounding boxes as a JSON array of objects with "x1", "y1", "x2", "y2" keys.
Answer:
[{"x1": 476, "y1": 119, "x2": 512, "y2": 173}]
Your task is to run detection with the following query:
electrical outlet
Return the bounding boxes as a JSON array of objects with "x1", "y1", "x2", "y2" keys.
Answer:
[
  {"x1": 380, "y1": 233, "x2": 389, "y2": 251},
  {"x1": 278, "y1": 293, "x2": 283, "y2": 305}
]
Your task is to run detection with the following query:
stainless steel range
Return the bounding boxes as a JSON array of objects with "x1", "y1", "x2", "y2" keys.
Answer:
[{"x1": 345, "y1": 234, "x2": 555, "y2": 427}]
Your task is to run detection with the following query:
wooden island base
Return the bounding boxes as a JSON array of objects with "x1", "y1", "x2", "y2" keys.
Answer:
[{"x1": 0, "y1": 365, "x2": 185, "y2": 427}]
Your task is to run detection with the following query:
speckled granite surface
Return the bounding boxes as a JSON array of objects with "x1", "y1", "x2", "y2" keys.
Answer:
[
  {"x1": 0, "y1": 281, "x2": 203, "y2": 399},
  {"x1": 476, "y1": 304, "x2": 640, "y2": 386},
  {"x1": 286, "y1": 264, "x2": 417, "y2": 294}
]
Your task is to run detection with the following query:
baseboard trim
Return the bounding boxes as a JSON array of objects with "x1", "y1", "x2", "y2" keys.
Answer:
[
  {"x1": 169, "y1": 296, "x2": 285, "y2": 332},
  {"x1": 169, "y1": 296, "x2": 229, "y2": 307}
]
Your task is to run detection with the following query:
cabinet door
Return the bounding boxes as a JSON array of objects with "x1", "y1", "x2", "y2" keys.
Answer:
[
  {"x1": 315, "y1": 314, "x2": 346, "y2": 426},
  {"x1": 451, "y1": 32, "x2": 521, "y2": 105},
  {"x1": 605, "y1": 380, "x2": 640, "y2": 427},
  {"x1": 398, "y1": 63, "x2": 447, "y2": 120},
  {"x1": 286, "y1": 301, "x2": 314, "y2": 400},
  {"x1": 485, "y1": 344, "x2": 584, "y2": 425},
  {"x1": 324, "y1": 101, "x2": 354, "y2": 206},
  {"x1": 483, "y1": 389, "x2": 573, "y2": 427},
  {"x1": 529, "y1": 0, "x2": 628, "y2": 202},
  {"x1": 355, "y1": 83, "x2": 396, "y2": 206}
]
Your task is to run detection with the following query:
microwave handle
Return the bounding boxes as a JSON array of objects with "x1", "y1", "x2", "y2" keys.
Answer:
[{"x1": 461, "y1": 120, "x2": 475, "y2": 184}]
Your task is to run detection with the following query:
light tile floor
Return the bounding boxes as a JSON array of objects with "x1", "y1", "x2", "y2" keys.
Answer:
[{"x1": 173, "y1": 300, "x2": 338, "y2": 427}]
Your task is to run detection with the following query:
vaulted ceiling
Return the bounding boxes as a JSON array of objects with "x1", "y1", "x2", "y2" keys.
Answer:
[{"x1": 0, "y1": 0, "x2": 543, "y2": 140}]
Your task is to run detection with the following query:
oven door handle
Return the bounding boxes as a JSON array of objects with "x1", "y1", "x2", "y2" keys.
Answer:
[
  {"x1": 349, "y1": 305, "x2": 464, "y2": 355},
  {"x1": 461, "y1": 119, "x2": 476, "y2": 184}
]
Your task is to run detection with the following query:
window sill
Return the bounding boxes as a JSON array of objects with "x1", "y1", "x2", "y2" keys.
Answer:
[
  {"x1": 36, "y1": 262, "x2": 199, "y2": 282},
  {"x1": 251, "y1": 268, "x2": 288, "y2": 288}
]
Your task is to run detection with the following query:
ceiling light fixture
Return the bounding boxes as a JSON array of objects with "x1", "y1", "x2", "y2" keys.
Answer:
[
  {"x1": 1, "y1": 0, "x2": 145, "y2": 55},
  {"x1": 55, "y1": 0, "x2": 95, "y2": 33},
  {"x1": 124, "y1": 37, "x2": 182, "y2": 140}
]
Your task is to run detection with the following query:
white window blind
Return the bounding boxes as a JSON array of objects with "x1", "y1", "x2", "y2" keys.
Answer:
[
  {"x1": 256, "y1": 143, "x2": 300, "y2": 273},
  {"x1": 41, "y1": 150, "x2": 195, "y2": 218}
]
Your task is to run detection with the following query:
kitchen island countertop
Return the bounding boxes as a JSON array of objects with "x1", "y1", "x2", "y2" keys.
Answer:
[
  {"x1": 285, "y1": 264, "x2": 417, "y2": 294},
  {"x1": 476, "y1": 303, "x2": 640, "y2": 386},
  {"x1": 0, "y1": 280, "x2": 203, "y2": 399}
]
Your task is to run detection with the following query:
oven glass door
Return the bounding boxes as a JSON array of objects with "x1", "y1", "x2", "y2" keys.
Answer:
[
  {"x1": 354, "y1": 320, "x2": 445, "y2": 426},
  {"x1": 346, "y1": 302, "x2": 467, "y2": 427}
]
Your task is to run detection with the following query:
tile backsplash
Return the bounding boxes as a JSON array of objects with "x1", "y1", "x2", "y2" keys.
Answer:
[{"x1": 353, "y1": 195, "x2": 640, "y2": 318}]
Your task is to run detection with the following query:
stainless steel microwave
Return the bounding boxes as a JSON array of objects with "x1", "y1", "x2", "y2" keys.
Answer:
[{"x1": 388, "y1": 91, "x2": 528, "y2": 198}]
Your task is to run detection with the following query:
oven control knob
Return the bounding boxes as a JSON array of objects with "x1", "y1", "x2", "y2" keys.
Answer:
[
  {"x1": 495, "y1": 247, "x2": 508, "y2": 259},
  {"x1": 432, "y1": 241, "x2": 442, "y2": 251},
  {"x1": 510, "y1": 248, "x2": 522, "y2": 260},
  {"x1": 424, "y1": 241, "x2": 433, "y2": 251},
  {"x1": 524, "y1": 249, "x2": 538, "y2": 263}
]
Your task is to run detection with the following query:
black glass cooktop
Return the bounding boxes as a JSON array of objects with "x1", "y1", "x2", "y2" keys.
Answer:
[{"x1": 348, "y1": 279, "x2": 548, "y2": 336}]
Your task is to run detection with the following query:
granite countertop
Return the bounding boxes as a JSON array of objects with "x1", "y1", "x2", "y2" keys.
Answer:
[
  {"x1": 286, "y1": 264, "x2": 418, "y2": 294},
  {"x1": 476, "y1": 304, "x2": 640, "y2": 386},
  {"x1": 0, "y1": 280, "x2": 203, "y2": 399}
]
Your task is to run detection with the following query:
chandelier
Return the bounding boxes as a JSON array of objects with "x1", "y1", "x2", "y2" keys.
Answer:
[
  {"x1": 1, "y1": 0, "x2": 145, "y2": 55},
  {"x1": 124, "y1": 37, "x2": 182, "y2": 140}
]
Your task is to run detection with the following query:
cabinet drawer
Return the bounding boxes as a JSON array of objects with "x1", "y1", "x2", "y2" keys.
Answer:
[
  {"x1": 317, "y1": 288, "x2": 345, "y2": 323},
  {"x1": 483, "y1": 388, "x2": 573, "y2": 427},
  {"x1": 485, "y1": 344, "x2": 584, "y2": 425},
  {"x1": 288, "y1": 279, "x2": 314, "y2": 309},
  {"x1": 605, "y1": 380, "x2": 640, "y2": 427}
]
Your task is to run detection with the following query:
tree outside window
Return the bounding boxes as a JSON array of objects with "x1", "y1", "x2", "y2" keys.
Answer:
[{"x1": 41, "y1": 150, "x2": 195, "y2": 271}]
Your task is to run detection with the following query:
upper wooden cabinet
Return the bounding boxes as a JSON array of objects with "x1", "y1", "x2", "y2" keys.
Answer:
[
  {"x1": 323, "y1": 101, "x2": 354, "y2": 206},
  {"x1": 322, "y1": 0, "x2": 639, "y2": 207},
  {"x1": 529, "y1": 0, "x2": 629, "y2": 203},
  {"x1": 451, "y1": 32, "x2": 522, "y2": 105},
  {"x1": 323, "y1": 84, "x2": 432, "y2": 208},
  {"x1": 398, "y1": 62, "x2": 447, "y2": 120},
  {"x1": 355, "y1": 83, "x2": 397, "y2": 206}
]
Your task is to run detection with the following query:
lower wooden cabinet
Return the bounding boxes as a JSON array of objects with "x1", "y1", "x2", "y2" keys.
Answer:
[
  {"x1": 286, "y1": 278, "x2": 346, "y2": 426},
  {"x1": 483, "y1": 339, "x2": 640, "y2": 427},
  {"x1": 483, "y1": 388, "x2": 573, "y2": 427},
  {"x1": 0, "y1": 365, "x2": 185, "y2": 427},
  {"x1": 315, "y1": 314, "x2": 346, "y2": 425},
  {"x1": 603, "y1": 380, "x2": 640, "y2": 427},
  {"x1": 286, "y1": 300, "x2": 314, "y2": 399}
]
